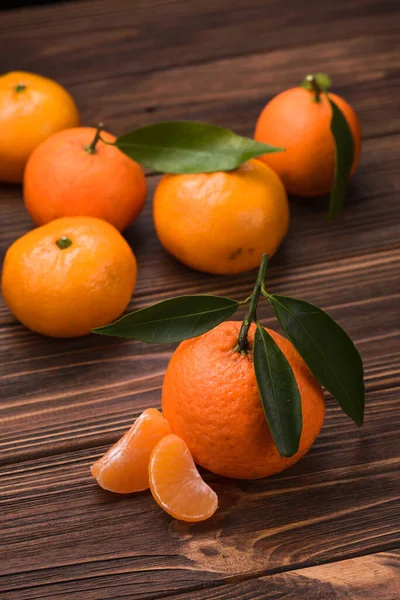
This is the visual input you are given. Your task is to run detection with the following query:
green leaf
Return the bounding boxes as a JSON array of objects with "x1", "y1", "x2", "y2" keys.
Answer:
[
  {"x1": 93, "y1": 295, "x2": 239, "y2": 343},
  {"x1": 115, "y1": 121, "x2": 284, "y2": 173},
  {"x1": 301, "y1": 73, "x2": 332, "y2": 93},
  {"x1": 253, "y1": 324, "x2": 302, "y2": 457},
  {"x1": 328, "y1": 97, "x2": 355, "y2": 219},
  {"x1": 268, "y1": 295, "x2": 365, "y2": 426}
]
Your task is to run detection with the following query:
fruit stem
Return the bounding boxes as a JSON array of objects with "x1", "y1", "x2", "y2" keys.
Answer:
[
  {"x1": 236, "y1": 254, "x2": 269, "y2": 353},
  {"x1": 305, "y1": 75, "x2": 322, "y2": 102},
  {"x1": 14, "y1": 84, "x2": 26, "y2": 93},
  {"x1": 56, "y1": 236, "x2": 72, "y2": 250},
  {"x1": 85, "y1": 123, "x2": 104, "y2": 154}
]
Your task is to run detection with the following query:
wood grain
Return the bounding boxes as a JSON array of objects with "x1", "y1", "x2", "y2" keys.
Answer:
[
  {"x1": 167, "y1": 551, "x2": 400, "y2": 600},
  {"x1": 0, "y1": 399, "x2": 399, "y2": 598},
  {"x1": 0, "y1": 0, "x2": 399, "y2": 598},
  {"x1": 1, "y1": 0, "x2": 399, "y2": 89}
]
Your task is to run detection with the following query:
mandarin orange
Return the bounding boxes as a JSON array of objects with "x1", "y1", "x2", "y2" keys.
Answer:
[
  {"x1": 162, "y1": 321, "x2": 325, "y2": 479},
  {"x1": 1, "y1": 217, "x2": 137, "y2": 337},
  {"x1": 254, "y1": 87, "x2": 361, "y2": 197},
  {"x1": 153, "y1": 159, "x2": 289, "y2": 275},
  {"x1": 24, "y1": 126, "x2": 147, "y2": 231},
  {"x1": 0, "y1": 71, "x2": 79, "y2": 183}
]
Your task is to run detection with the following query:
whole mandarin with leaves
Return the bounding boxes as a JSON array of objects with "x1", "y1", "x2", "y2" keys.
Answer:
[
  {"x1": 0, "y1": 71, "x2": 79, "y2": 183},
  {"x1": 1, "y1": 217, "x2": 137, "y2": 338},
  {"x1": 162, "y1": 321, "x2": 325, "y2": 479},
  {"x1": 153, "y1": 159, "x2": 289, "y2": 275},
  {"x1": 254, "y1": 75, "x2": 361, "y2": 197},
  {"x1": 24, "y1": 126, "x2": 147, "y2": 231}
]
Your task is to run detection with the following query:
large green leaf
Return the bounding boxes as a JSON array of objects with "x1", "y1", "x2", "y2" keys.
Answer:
[
  {"x1": 253, "y1": 324, "x2": 302, "y2": 457},
  {"x1": 115, "y1": 121, "x2": 284, "y2": 173},
  {"x1": 328, "y1": 98, "x2": 355, "y2": 220},
  {"x1": 269, "y1": 295, "x2": 364, "y2": 426},
  {"x1": 93, "y1": 295, "x2": 238, "y2": 343}
]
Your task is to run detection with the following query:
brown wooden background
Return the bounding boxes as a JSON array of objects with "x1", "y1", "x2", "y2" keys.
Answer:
[{"x1": 1, "y1": 0, "x2": 399, "y2": 598}]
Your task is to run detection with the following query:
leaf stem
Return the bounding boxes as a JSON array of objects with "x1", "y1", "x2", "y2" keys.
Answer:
[
  {"x1": 236, "y1": 254, "x2": 269, "y2": 353},
  {"x1": 85, "y1": 123, "x2": 104, "y2": 154}
]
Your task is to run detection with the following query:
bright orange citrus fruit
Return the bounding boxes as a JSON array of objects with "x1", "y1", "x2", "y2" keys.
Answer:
[
  {"x1": 153, "y1": 159, "x2": 289, "y2": 275},
  {"x1": 1, "y1": 216, "x2": 137, "y2": 338},
  {"x1": 24, "y1": 127, "x2": 147, "y2": 231},
  {"x1": 149, "y1": 434, "x2": 218, "y2": 522},
  {"x1": 254, "y1": 87, "x2": 361, "y2": 197},
  {"x1": 0, "y1": 71, "x2": 79, "y2": 183},
  {"x1": 91, "y1": 409, "x2": 172, "y2": 493},
  {"x1": 162, "y1": 321, "x2": 325, "y2": 479}
]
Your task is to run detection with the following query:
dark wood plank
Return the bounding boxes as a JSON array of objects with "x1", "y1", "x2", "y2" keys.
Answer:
[
  {"x1": 166, "y1": 551, "x2": 400, "y2": 600},
  {"x1": 1, "y1": 248, "x2": 399, "y2": 463},
  {"x1": 0, "y1": 391, "x2": 398, "y2": 598},
  {"x1": 64, "y1": 32, "x2": 400, "y2": 142},
  {"x1": 1, "y1": 0, "x2": 399, "y2": 90}
]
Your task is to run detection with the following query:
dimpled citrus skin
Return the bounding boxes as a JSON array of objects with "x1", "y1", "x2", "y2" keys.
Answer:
[
  {"x1": 1, "y1": 217, "x2": 137, "y2": 338},
  {"x1": 0, "y1": 71, "x2": 79, "y2": 183},
  {"x1": 153, "y1": 159, "x2": 289, "y2": 275},
  {"x1": 254, "y1": 87, "x2": 361, "y2": 197},
  {"x1": 24, "y1": 127, "x2": 147, "y2": 231},
  {"x1": 162, "y1": 321, "x2": 325, "y2": 479}
]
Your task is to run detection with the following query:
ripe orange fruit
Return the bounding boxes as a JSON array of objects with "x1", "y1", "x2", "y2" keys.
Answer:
[
  {"x1": 91, "y1": 409, "x2": 172, "y2": 493},
  {"x1": 0, "y1": 71, "x2": 79, "y2": 183},
  {"x1": 149, "y1": 434, "x2": 218, "y2": 522},
  {"x1": 254, "y1": 87, "x2": 361, "y2": 197},
  {"x1": 1, "y1": 216, "x2": 137, "y2": 338},
  {"x1": 24, "y1": 126, "x2": 147, "y2": 231},
  {"x1": 162, "y1": 321, "x2": 325, "y2": 479},
  {"x1": 153, "y1": 159, "x2": 289, "y2": 275}
]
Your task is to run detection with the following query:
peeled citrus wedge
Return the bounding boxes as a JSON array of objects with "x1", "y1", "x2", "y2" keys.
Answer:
[
  {"x1": 149, "y1": 434, "x2": 218, "y2": 522},
  {"x1": 91, "y1": 408, "x2": 172, "y2": 493}
]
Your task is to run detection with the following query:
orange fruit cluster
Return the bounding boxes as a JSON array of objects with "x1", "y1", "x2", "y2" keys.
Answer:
[
  {"x1": 1, "y1": 68, "x2": 359, "y2": 522},
  {"x1": 91, "y1": 322, "x2": 325, "y2": 521}
]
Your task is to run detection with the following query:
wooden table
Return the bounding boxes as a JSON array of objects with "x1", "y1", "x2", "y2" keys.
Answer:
[{"x1": 1, "y1": 1, "x2": 399, "y2": 598}]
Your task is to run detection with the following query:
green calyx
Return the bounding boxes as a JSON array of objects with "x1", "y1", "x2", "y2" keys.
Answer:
[
  {"x1": 56, "y1": 236, "x2": 73, "y2": 250},
  {"x1": 14, "y1": 83, "x2": 27, "y2": 93},
  {"x1": 301, "y1": 73, "x2": 332, "y2": 102}
]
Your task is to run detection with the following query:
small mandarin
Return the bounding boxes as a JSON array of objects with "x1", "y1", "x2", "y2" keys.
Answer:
[
  {"x1": 153, "y1": 159, "x2": 289, "y2": 275},
  {"x1": 254, "y1": 86, "x2": 361, "y2": 197},
  {"x1": 1, "y1": 217, "x2": 137, "y2": 338},
  {"x1": 24, "y1": 126, "x2": 147, "y2": 231},
  {"x1": 162, "y1": 321, "x2": 325, "y2": 479},
  {"x1": 0, "y1": 71, "x2": 79, "y2": 183}
]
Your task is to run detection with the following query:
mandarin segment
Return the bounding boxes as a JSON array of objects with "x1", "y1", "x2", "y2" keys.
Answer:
[
  {"x1": 149, "y1": 434, "x2": 218, "y2": 522},
  {"x1": 91, "y1": 408, "x2": 172, "y2": 493},
  {"x1": 162, "y1": 321, "x2": 325, "y2": 479}
]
